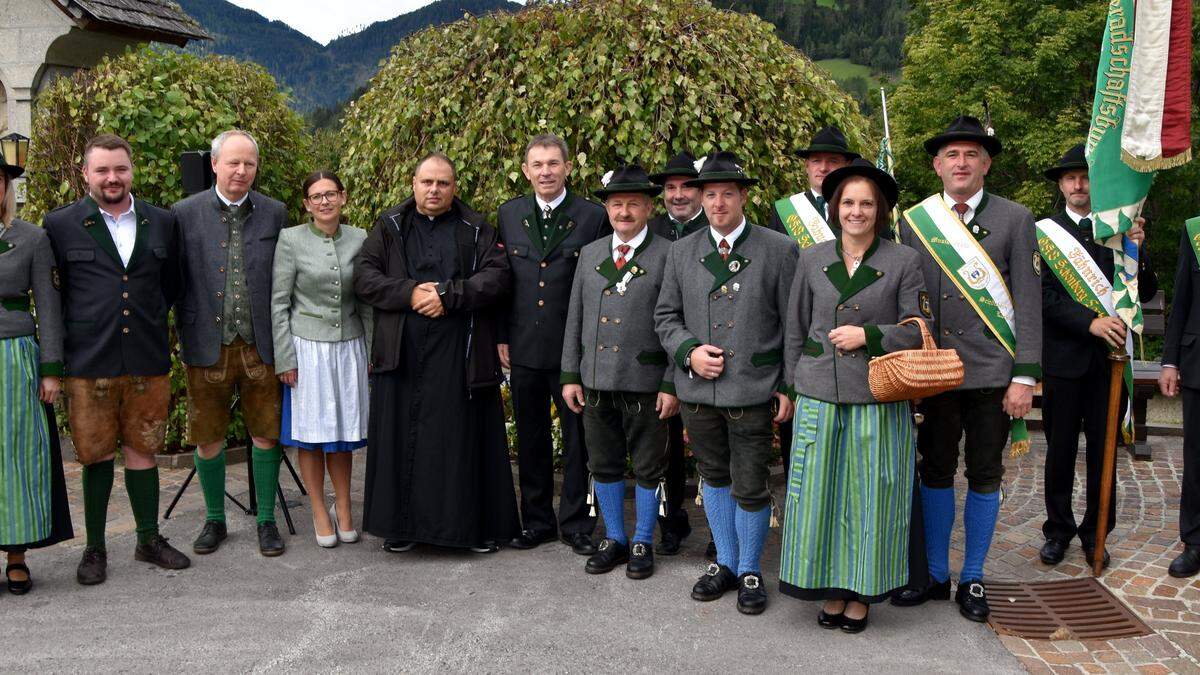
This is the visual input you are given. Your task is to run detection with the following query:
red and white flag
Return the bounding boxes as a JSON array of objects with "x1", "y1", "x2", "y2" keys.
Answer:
[{"x1": 1119, "y1": 0, "x2": 1192, "y2": 171}]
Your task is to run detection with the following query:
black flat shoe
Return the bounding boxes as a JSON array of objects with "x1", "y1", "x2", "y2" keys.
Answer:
[
  {"x1": 1039, "y1": 538, "x2": 1069, "y2": 565},
  {"x1": 135, "y1": 535, "x2": 191, "y2": 570},
  {"x1": 656, "y1": 526, "x2": 689, "y2": 556},
  {"x1": 626, "y1": 542, "x2": 654, "y2": 580},
  {"x1": 562, "y1": 532, "x2": 598, "y2": 556},
  {"x1": 736, "y1": 572, "x2": 767, "y2": 615},
  {"x1": 1082, "y1": 544, "x2": 1111, "y2": 570},
  {"x1": 383, "y1": 539, "x2": 415, "y2": 553},
  {"x1": 817, "y1": 609, "x2": 844, "y2": 629},
  {"x1": 890, "y1": 578, "x2": 951, "y2": 607},
  {"x1": 76, "y1": 546, "x2": 107, "y2": 586},
  {"x1": 257, "y1": 522, "x2": 285, "y2": 557},
  {"x1": 192, "y1": 520, "x2": 228, "y2": 555},
  {"x1": 691, "y1": 563, "x2": 737, "y2": 601},
  {"x1": 508, "y1": 529, "x2": 556, "y2": 550},
  {"x1": 956, "y1": 579, "x2": 990, "y2": 622},
  {"x1": 470, "y1": 541, "x2": 499, "y2": 554},
  {"x1": 840, "y1": 609, "x2": 869, "y2": 634},
  {"x1": 585, "y1": 539, "x2": 629, "y2": 574},
  {"x1": 5, "y1": 563, "x2": 32, "y2": 595},
  {"x1": 1168, "y1": 545, "x2": 1200, "y2": 578}
]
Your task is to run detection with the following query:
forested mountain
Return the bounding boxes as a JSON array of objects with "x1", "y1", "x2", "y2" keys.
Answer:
[{"x1": 176, "y1": 0, "x2": 520, "y2": 111}]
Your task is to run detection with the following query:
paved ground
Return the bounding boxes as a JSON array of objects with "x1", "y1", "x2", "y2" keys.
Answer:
[{"x1": 4, "y1": 429, "x2": 1198, "y2": 673}]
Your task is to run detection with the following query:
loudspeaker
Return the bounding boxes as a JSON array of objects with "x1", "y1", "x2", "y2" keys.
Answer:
[{"x1": 180, "y1": 151, "x2": 214, "y2": 195}]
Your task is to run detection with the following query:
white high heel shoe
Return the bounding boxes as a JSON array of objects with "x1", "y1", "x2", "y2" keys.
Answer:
[
  {"x1": 314, "y1": 506, "x2": 338, "y2": 549},
  {"x1": 330, "y1": 504, "x2": 359, "y2": 544}
]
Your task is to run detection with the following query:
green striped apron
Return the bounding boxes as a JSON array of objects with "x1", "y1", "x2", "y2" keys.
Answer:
[{"x1": 0, "y1": 335, "x2": 52, "y2": 545}]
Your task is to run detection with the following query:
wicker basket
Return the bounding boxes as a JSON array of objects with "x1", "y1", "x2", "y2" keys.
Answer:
[{"x1": 868, "y1": 317, "x2": 964, "y2": 403}]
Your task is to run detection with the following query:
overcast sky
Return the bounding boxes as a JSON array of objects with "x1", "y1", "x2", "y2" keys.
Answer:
[{"x1": 226, "y1": 1, "x2": 492, "y2": 44}]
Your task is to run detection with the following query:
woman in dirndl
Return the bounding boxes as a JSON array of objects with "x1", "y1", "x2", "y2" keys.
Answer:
[
  {"x1": 271, "y1": 170, "x2": 371, "y2": 548},
  {"x1": 778, "y1": 159, "x2": 926, "y2": 632},
  {"x1": 0, "y1": 153, "x2": 74, "y2": 594}
]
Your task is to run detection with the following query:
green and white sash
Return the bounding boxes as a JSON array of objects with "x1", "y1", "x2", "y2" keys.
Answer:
[
  {"x1": 774, "y1": 193, "x2": 834, "y2": 249},
  {"x1": 1036, "y1": 217, "x2": 1135, "y2": 442},
  {"x1": 904, "y1": 194, "x2": 1030, "y2": 455},
  {"x1": 1186, "y1": 216, "x2": 1200, "y2": 267}
]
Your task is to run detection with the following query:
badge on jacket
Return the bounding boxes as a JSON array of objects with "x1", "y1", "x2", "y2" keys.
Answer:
[
  {"x1": 1032, "y1": 252, "x2": 1042, "y2": 276},
  {"x1": 919, "y1": 291, "x2": 932, "y2": 318},
  {"x1": 52, "y1": 267, "x2": 61, "y2": 290},
  {"x1": 728, "y1": 260, "x2": 740, "y2": 272}
]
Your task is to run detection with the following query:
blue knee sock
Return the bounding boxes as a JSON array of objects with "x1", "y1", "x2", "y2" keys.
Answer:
[
  {"x1": 961, "y1": 489, "x2": 1001, "y2": 582},
  {"x1": 734, "y1": 505, "x2": 771, "y2": 576},
  {"x1": 702, "y1": 484, "x2": 738, "y2": 571},
  {"x1": 921, "y1": 484, "x2": 955, "y2": 584},
  {"x1": 594, "y1": 480, "x2": 626, "y2": 545},
  {"x1": 633, "y1": 485, "x2": 658, "y2": 545}
]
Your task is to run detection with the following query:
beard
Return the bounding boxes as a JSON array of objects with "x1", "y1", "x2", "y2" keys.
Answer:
[{"x1": 96, "y1": 184, "x2": 129, "y2": 206}]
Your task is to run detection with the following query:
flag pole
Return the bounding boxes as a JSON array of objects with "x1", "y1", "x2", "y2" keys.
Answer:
[{"x1": 880, "y1": 88, "x2": 900, "y2": 239}]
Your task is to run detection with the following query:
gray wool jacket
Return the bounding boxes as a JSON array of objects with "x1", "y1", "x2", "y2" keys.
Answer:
[
  {"x1": 0, "y1": 218, "x2": 63, "y2": 374},
  {"x1": 560, "y1": 227, "x2": 673, "y2": 394},
  {"x1": 786, "y1": 237, "x2": 926, "y2": 404},
  {"x1": 898, "y1": 192, "x2": 1042, "y2": 389},
  {"x1": 655, "y1": 222, "x2": 799, "y2": 407}
]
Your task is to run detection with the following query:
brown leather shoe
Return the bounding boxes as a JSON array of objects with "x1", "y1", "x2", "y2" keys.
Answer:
[{"x1": 135, "y1": 535, "x2": 192, "y2": 570}]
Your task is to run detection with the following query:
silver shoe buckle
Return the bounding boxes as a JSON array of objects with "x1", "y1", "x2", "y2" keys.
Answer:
[
  {"x1": 705, "y1": 563, "x2": 721, "y2": 576},
  {"x1": 744, "y1": 575, "x2": 761, "y2": 590},
  {"x1": 968, "y1": 583, "x2": 985, "y2": 599},
  {"x1": 632, "y1": 543, "x2": 647, "y2": 556}
]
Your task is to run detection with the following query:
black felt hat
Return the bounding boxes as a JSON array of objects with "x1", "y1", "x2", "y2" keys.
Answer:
[
  {"x1": 0, "y1": 154, "x2": 24, "y2": 181},
  {"x1": 1043, "y1": 143, "x2": 1087, "y2": 181},
  {"x1": 594, "y1": 164, "x2": 663, "y2": 199},
  {"x1": 820, "y1": 158, "x2": 900, "y2": 211},
  {"x1": 795, "y1": 125, "x2": 861, "y2": 160},
  {"x1": 923, "y1": 115, "x2": 1003, "y2": 157},
  {"x1": 683, "y1": 151, "x2": 758, "y2": 188},
  {"x1": 649, "y1": 151, "x2": 701, "y2": 184}
]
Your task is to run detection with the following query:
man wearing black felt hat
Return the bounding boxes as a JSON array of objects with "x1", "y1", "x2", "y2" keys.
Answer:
[
  {"x1": 1036, "y1": 143, "x2": 1154, "y2": 571},
  {"x1": 767, "y1": 125, "x2": 860, "y2": 242}
]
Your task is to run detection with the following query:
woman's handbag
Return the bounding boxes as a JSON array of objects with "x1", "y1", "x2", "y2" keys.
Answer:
[{"x1": 868, "y1": 317, "x2": 964, "y2": 402}]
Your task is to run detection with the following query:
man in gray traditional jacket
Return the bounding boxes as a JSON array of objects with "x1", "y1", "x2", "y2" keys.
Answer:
[
  {"x1": 655, "y1": 151, "x2": 798, "y2": 615},
  {"x1": 561, "y1": 164, "x2": 678, "y2": 581}
]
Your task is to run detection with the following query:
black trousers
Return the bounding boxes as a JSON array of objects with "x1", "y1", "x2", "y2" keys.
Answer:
[
  {"x1": 1041, "y1": 365, "x2": 1119, "y2": 546},
  {"x1": 916, "y1": 388, "x2": 1008, "y2": 494},
  {"x1": 510, "y1": 365, "x2": 595, "y2": 536},
  {"x1": 658, "y1": 415, "x2": 691, "y2": 536},
  {"x1": 680, "y1": 402, "x2": 775, "y2": 511},
  {"x1": 1182, "y1": 387, "x2": 1200, "y2": 546},
  {"x1": 582, "y1": 390, "x2": 668, "y2": 488}
]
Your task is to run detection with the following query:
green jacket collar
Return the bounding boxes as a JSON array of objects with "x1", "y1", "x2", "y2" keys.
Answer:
[{"x1": 825, "y1": 236, "x2": 884, "y2": 304}]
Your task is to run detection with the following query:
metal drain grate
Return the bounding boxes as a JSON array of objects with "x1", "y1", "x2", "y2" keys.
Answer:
[{"x1": 986, "y1": 578, "x2": 1153, "y2": 641}]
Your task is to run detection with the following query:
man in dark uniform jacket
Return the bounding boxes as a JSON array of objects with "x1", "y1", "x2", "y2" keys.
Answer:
[
  {"x1": 43, "y1": 133, "x2": 191, "y2": 585},
  {"x1": 646, "y1": 151, "x2": 707, "y2": 556},
  {"x1": 497, "y1": 133, "x2": 608, "y2": 555},
  {"x1": 1160, "y1": 214, "x2": 1200, "y2": 578},
  {"x1": 766, "y1": 125, "x2": 859, "y2": 237},
  {"x1": 1038, "y1": 143, "x2": 1155, "y2": 570}
]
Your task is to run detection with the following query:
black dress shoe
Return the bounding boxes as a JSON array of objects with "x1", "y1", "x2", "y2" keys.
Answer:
[
  {"x1": 890, "y1": 578, "x2": 951, "y2": 607},
  {"x1": 257, "y1": 522, "x2": 285, "y2": 557},
  {"x1": 626, "y1": 542, "x2": 654, "y2": 580},
  {"x1": 470, "y1": 541, "x2": 499, "y2": 554},
  {"x1": 1082, "y1": 544, "x2": 1111, "y2": 570},
  {"x1": 736, "y1": 573, "x2": 768, "y2": 615},
  {"x1": 705, "y1": 539, "x2": 717, "y2": 561},
  {"x1": 585, "y1": 538, "x2": 629, "y2": 574},
  {"x1": 840, "y1": 609, "x2": 869, "y2": 634},
  {"x1": 192, "y1": 520, "x2": 228, "y2": 555},
  {"x1": 135, "y1": 535, "x2": 191, "y2": 570},
  {"x1": 5, "y1": 563, "x2": 32, "y2": 595},
  {"x1": 955, "y1": 579, "x2": 990, "y2": 622},
  {"x1": 1039, "y1": 538, "x2": 1069, "y2": 565},
  {"x1": 76, "y1": 546, "x2": 107, "y2": 586},
  {"x1": 657, "y1": 526, "x2": 689, "y2": 556},
  {"x1": 1168, "y1": 545, "x2": 1200, "y2": 578},
  {"x1": 691, "y1": 563, "x2": 738, "y2": 601},
  {"x1": 383, "y1": 539, "x2": 416, "y2": 553},
  {"x1": 817, "y1": 609, "x2": 844, "y2": 629},
  {"x1": 508, "y1": 529, "x2": 556, "y2": 550},
  {"x1": 562, "y1": 532, "x2": 598, "y2": 556}
]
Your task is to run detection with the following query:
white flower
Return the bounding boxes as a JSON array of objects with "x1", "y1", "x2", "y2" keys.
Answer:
[
  {"x1": 601, "y1": 170, "x2": 614, "y2": 186},
  {"x1": 693, "y1": 156, "x2": 707, "y2": 172}
]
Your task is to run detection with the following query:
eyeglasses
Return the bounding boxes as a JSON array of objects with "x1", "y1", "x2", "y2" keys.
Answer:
[{"x1": 306, "y1": 190, "x2": 342, "y2": 204}]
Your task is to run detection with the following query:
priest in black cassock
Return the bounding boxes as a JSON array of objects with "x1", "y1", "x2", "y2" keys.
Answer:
[{"x1": 354, "y1": 152, "x2": 520, "y2": 553}]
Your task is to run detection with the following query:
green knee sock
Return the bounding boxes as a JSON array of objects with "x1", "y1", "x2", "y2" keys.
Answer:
[
  {"x1": 81, "y1": 460, "x2": 115, "y2": 550},
  {"x1": 194, "y1": 448, "x2": 227, "y2": 523},
  {"x1": 124, "y1": 467, "x2": 160, "y2": 545},
  {"x1": 252, "y1": 445, "x2": 283, "y2": 525}
]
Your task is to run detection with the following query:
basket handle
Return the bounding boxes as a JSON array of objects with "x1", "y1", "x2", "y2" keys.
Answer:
[{"x1": 897, "y1": 316, "x2": 938, "y2": 350}]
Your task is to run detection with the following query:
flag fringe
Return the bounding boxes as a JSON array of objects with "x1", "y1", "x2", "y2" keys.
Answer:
[{"x1": 1121, "y1": 147, "x2": 1193, "y2": 172}]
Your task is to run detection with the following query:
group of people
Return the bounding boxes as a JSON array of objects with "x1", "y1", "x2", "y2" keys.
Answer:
[{"x1": 1, "y1": 115, "x2": 1197, "y2": 635}]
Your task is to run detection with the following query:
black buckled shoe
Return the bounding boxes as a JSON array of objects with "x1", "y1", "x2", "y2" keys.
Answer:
[
  {"x1": 890, "y1": 577, "x2": 951, "y2": 607},
  {"x1": 956, "y1": 579, "x2": 990, "y2": 622},
  {"x1": 1169, "y1": 545, "x2": 1200, "y2": 578},
  {"x1": 76, "y1": 547, "x2": 107, "y2": 586},
  {"x1": 626, "y1": 542, "x2": 655, "y2": 580},
  {"x1": 736, "y1": 573, "x2": 768, "y2": 615},
  {"x1": 656, "y1": 524, "x2": 690, "y2": 556},
  {"x1": 508, "y1": 528, "x2": 556, "y2": 550},
  {"x1": 562, "y1": 532, "x2": 598, "y2": 556},
  {"x1": 1082, "y1": 543, "x2": 1111, "y2": 570},
  {"x1": 192, "y1": 520, "x2": 228, "y2": 555},
  {"x1": 705, "y1": 539, "x2": 717, "y2": 562},
  {"x1": 5, "y1": 563, "x2": 32, "y2": 595},
  {"x1": 691, "y1": 563, "x2": 737, "y2": 602},
  {"x1": 585, "y1": 538, "x2": 629, "y2": 574},
  {"x1": 1039, "y1": 538, "x2": 1069, "y2": 565},
  {"x1": 257, "y1": 522, "x2": 285, "y2": 557},
  {"x1": 135, "y1": 535, "x2": 191, "y2": 570}
]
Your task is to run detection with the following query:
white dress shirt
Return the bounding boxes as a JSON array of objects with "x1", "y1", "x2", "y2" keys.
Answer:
[
  {"x1": 215, "y1": 186, "x2": 249, "y2": 209},
  {"x1": 811, "y1": 188, "x2": 828, "y2": 219},
  {"x1": 535, "y1": 189, "x2": 567, "y2": 217},
  {"x1": 710, "y1": 218, "x2": 747, "y2": 253},
  {"x1": 99, "y1": 196, "x2": 137, "y2": 267},
  {"x1": 611, "y1": 226, "x2": 648, "y2": 263},
  {"x1": 942, "y1": 188, "x2": 984, "y2": 223}
]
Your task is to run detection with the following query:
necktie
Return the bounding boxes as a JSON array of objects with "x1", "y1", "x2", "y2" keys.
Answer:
[
  {"x1": 615, "y1": 244, "x2": 631, "y2": 270},
  {"x1": 815, "y1": 195, "x2": 827, "y2": 215},
  {"x1": 953, "y1": 202, "x2": 970, "y2": 223},
  {"x1": 543, "y1": 205, "x2": 553, "y2": 221},
  {"x1": 1079, "y1": 217, "x2": 1093, "y2": 231},
  {"x1": 718, "y1": 239, "x2": 731, "y2": 261}
]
